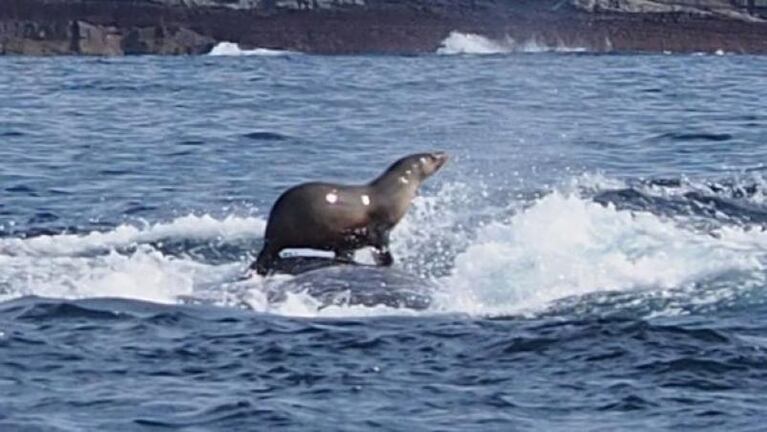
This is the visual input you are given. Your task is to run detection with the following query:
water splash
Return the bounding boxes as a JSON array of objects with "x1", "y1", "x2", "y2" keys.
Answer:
[
  {"x1": 437, "y1": 31, "x2": 589, "y2": 55},
  {"x1": 0, "y1": 215, "x2": 265, "y2": 304},
  {"x1": 208, "y1": 42, "x2": 297, "y2": 57},
  {"x1": 1, "y1": 177, "x2": 766, "y2": 319},
  {"x1": 436, "y1": 190, "x2": 767, "y2": 316},
  {"x1": 0, "y1": 214, "x2": 265, "y2": 257}
]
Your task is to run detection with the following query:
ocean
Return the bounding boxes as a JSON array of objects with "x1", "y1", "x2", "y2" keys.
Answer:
[{"x1": 1, "y1": 41, "x2": 767, "y2": 430}]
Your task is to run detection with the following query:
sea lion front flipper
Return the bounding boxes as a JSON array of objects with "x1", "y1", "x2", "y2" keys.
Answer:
[
  {"x1": 372, "y1": 247, "x2": 394, "y2": 267},
  {"x1": 369, "y1": 226, "x2": 393, "y2": 266}
]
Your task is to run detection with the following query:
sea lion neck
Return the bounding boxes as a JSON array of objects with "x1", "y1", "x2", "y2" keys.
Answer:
[
  {"x1": 368, "y1": 167, "x2": 419, "y2": 197},
  {"x1": 367, "y1": 172, "x2": 419, "y2": 226}
]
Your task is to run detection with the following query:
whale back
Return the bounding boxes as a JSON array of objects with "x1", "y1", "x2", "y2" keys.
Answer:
[{"x1": 265, "y1": 258, "x2": 437, "y2": 310}]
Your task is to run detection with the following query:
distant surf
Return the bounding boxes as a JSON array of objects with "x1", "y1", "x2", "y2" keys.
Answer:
[
  {"x1": 437, "y1": 31, "x2": 589, "y2": 55},
  {"x1": 208, "y1": 42, "x2": 297, "y2": 56}
]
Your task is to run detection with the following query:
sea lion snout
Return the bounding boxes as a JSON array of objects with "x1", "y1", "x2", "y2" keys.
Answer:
[
  {"x1": 421, "y1": 151, "x2": 449, "y2": 177},
  {"x1": 432, "y1": 151, "x2": 448, "y2": 169}
]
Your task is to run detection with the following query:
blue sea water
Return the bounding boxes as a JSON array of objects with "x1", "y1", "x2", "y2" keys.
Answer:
[{"x1": 1, "y1": 50, "x2": 767, "y2": 430}]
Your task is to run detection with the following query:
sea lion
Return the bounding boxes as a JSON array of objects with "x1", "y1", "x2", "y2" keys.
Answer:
[{"x1": 252, "y1": 151, "x2": 448, "y2": 276}]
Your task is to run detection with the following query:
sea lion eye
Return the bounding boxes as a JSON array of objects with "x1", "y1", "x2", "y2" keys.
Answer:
[{"x1": 419, "y1": 157, "x2": 428, "y2": 164}]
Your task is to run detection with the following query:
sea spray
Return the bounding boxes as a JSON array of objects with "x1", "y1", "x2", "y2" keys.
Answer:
[
  {"x1": 2, "y1": 178, "x2": 766, "y2": 318},
  {"x1": 437, "y1": 189, "x2": 766, "y2": 316},
  {"x1": 437, "y1": 31, "x2": 589, "y2": 55},
  {"x1": 208, "y1": 42, "x2": 297, "y2": 56}
]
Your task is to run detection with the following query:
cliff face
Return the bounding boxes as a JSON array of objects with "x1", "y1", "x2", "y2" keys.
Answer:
[{"x1": 1, "y1": 0, "x2": 766, "y2": 55}]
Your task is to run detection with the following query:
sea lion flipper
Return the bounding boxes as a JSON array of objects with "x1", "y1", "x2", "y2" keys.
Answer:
[
  {"x1": 253, "y1": 241, "x2": 279, "y2": 276},
  {"x1": 372, "y1": 248, "x2": 394, "y2": 267},
  {"x1": 369, "y1": 226, "x2": 393, "y2": 266}
]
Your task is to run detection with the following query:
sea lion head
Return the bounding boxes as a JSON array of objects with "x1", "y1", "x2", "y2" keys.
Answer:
[{"x1": 387, "y1": 151, "x2": 449, "y2": 185}]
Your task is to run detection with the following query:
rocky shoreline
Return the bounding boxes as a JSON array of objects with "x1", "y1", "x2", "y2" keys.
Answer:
[{"x1": 1, "y1": 0, "x2": 766, "y2": 55}]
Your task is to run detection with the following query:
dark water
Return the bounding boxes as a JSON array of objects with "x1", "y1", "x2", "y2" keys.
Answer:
[{"x1": 2, "y1": 50, "x2": 767, "y2": 430}]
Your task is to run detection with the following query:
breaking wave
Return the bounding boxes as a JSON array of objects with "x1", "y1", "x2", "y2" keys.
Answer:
[
  {"x1": 437, "y1": 31, "x2": 589, "y2": 55},
  {"x1": 438, "y1": 189, "x2": 766, "y2": 316},
  {"x1": 208, "y1": 42, "x2": 297, "y2": 56},
  {"x1": 0, "y1": 215, "x2": 265, "y2": 304},
  {"x1": 2, "y1": 175, "x2": 766, "y2": 319}
]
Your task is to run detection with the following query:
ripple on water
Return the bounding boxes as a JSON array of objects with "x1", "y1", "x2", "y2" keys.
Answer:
[
  {"x1": 5, "y1": 185, "x2": 36, "y2": 194},
  {"x1": 178, "y1": 139, "x2": 205, "y2": 146},
  {"x1": 241, "y1": 131, "x2": 289, "y2": 141},
  {"x1": 651, "y1": 132, "x2": 734, "y2": 142},
  {"x1": 97, "y1": 169, "x2": 135, "y2": 176},
  {"x1": 27, "y1": 212, "x2": 59, "y2": 224},
  {"x1": 0, "y1": 131, "x2": 24, "y2": 137}
]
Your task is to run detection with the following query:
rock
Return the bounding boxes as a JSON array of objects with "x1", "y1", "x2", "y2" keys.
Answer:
[
  {"x1": 121, "y1": 25, "x2": 215, "y2": 55},
  {"x1": 75, "y1": 21, "x2": 122, "y2": 55},
  {"x1": 572, "y1": 0, "x2": 763, "y2": 22},
  {"x1": 0, "y1": 0, "x2": 766, "y2": 55},
  {"x1": 0, "y1": 18, "x2": 214, "y2": 55},
  {"x1": 573, "y1": 0, "x2": 706, "y2": 14},
  {"x1": 0, "y1": 20, "x2": 72, "y2": 55}
]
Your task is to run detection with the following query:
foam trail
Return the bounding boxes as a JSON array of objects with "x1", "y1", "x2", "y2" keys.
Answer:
[
  {"x1": 208, "y1": 42, "x2": 296, "y2": 57},
  {"x1": 0, "y1": 214, "x2": 265, "y2": 257},
  {"x1": 0, "y1": 245, "x2": 241, "y2": 304},
  {"x1": 0, "y1": 215, "x2": 265, "y2": 304},
  {"x1": 2, "y1": 181, "x2": 766, "y2": 318},
  {"x1": 437, "y1": 191, "x2": 767, "y2": 316},
  {"x1": 437, "y1": 31, "x2": 588, "y2": 55}
]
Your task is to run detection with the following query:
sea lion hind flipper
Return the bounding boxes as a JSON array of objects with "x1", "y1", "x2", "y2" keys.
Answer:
[{"x1": 253, "y1": 242, "x2": 279, "y2": 276}]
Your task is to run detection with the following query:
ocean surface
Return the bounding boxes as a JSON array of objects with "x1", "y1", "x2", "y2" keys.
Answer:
[{"x1": 2, "y1": 40, "x2": 767, "y2": 430}]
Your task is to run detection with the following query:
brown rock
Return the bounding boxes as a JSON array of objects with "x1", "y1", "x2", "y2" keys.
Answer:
[
  {"x1": 75, "y1": 20, "x2": 122, "y2": 55},
  {"x1": 122, "y1": 25, "x2": 216, "y2": 55},
  {"x1": 0, "y1": 20, "x2": 71, "y2": 54},
  {"x1": 0, "y1": 0, "x2": 766, "y2": 55}
]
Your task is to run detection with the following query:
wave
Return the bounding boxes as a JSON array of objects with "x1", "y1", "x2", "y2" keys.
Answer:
[
  {"x1": 0, "y1": 214, "x2": 266, "y2": 304},
  {"x1": 253, "y1": 176, "x2": 767, "y2": 318},
  {"x1": 208, "y1": 42, "x2": 297, "y2": 57},
  {"x1": 436, "y1": 189, "x2": 766, "y2": 316},
  {"x1": 1, "y1": 175, "x2": 766, "y2": 318},
  {"x1": 0, "y1": 214, "x2": 265, "y2": 257},
  {"x1": 437, "y1": 31, "x2": 589, "y2": 55}
]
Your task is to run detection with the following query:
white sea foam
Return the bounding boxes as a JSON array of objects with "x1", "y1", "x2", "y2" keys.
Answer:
[
  {"x1": 0, "y1": 214, "x2": 265, "y2": 304},
  {"x1": 2, "y1": 180, "x2": 765, "y2": 318},
  {"x1": 251, "y1": 183, "x2": 767, "y2": 318},
  {"x1": 0, "y1": 214, "x2": 265, "y2": 257},
  {"x1": 436, "y1": 191, "x2": 767, "y2": 316},
  {"x1": 208, "y1": 42, "x2": 296, "y2": 57},
  {"x1": 437, "y1": 31, "x2": 588, "y2": 55}
]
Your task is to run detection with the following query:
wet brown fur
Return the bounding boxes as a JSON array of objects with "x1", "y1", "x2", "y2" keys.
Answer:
[{"x1": 253, "y1": 152, "x2": 447, "y2": 275}]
